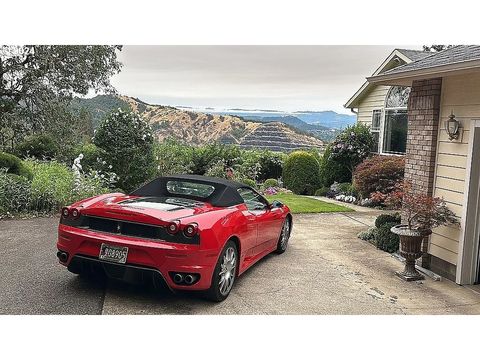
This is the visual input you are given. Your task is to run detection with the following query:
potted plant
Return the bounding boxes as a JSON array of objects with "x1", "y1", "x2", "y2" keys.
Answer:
[{"x1": 388, "y1": 182, "x2": 460, "y2": 281}]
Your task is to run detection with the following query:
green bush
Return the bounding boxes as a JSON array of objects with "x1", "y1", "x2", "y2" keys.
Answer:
[
  {"x1": 358, "y1": 227, "x2": 376, "y2": 242},
  {"x1": 242, "y1": 179, "x2": 256, "y2": 188},
  {"x1": 16, "y1": 134, "x2": 58, "y2": 159},
  {"x1": 374, "y1": 222, "x2": 400, "y2": 253},
  {"x1": 283, "y1": 151, "x2": 321, "y2": 195},
  {"x1": 263, "y1": 178, "x2": 279, "y2": 188},
  {"x1": 72, "y1": 143, "x2": 104, "y2": 173},
  {"x1": 0, "y1": 152, "x2": 33, "y2": 180},
  {"x1": 154, "y1": 139, "x2": 193, "y2": 177},
  {"x1": 0, "y1": 171, "x2": 33, "y2": 215},
  {"x1": 256, "y1": 151, "x2": 285, "y2": 181},
  {"x1": 375, "y1": 213, "x2": 401, "y2": 228},
  {"x1": 28, "y1": 160, "x2": 76, "y2": 212},
  {"x1": 319, "y1": 144, "x2": 351, "y2": 187},
  {"x1": 93, "y1": 109, "x2": 156, "y2": 192},
  {"x1": 314, "y1": 186, "x2": 330, "y2": 196},
  {"x1": 320, "y1": 123, "x2": 375, "y2": 186}
]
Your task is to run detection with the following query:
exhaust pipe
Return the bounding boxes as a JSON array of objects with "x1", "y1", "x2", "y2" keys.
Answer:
[
  {"x1": 184, "y1": 274, "x2": 196, "y2": 285},
  {"x1": 57, "y1": 251, "x2": 68, "y2": 262},
  {"x1": 173, "y1": 273, "x2": 184, "y2": 284}
]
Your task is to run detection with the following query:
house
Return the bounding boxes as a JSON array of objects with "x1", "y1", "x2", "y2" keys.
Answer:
[
  {"x1": 362, "y1": 45, "x2": 480, "y2": 285},
  {"x1": 345, "y1": 48, "x2": 431, "y2": 154}
]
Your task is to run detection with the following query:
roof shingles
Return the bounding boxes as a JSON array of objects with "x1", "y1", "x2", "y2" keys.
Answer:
[{"x1": 382, "y1": 45, "x2": 480, "y2": 76}]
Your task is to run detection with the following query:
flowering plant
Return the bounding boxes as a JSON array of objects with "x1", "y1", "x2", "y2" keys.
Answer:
[{"x1": 328, "y1": 123, "x2": 375, "y2": 175}]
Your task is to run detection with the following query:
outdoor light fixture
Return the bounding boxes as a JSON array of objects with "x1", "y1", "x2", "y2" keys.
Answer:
[{"x1": 446, "y1": 111, "x2": 460, "y2": 140}]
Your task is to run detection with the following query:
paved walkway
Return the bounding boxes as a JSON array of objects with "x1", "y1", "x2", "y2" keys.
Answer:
[{"x1": 1, "y1": 211, "x2": 480, "y2": 314}]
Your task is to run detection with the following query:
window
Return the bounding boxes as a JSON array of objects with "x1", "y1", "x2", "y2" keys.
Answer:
[
  {"x1": 382, "y1": 86, "x2": 410, "y2": 155},
  {"x1": 370, "y1": 109, "x2": 382, "y2": 152},
  {"x1": 166, "y1": 181, "x2": 215, "y2": 198},
  {"x1": 237, "y1": 188, "x2": 268, "y2": 211}
]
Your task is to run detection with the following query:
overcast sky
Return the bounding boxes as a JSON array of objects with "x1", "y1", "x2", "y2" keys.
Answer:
[{"x1": 109, "y1": 45, "x2": 422, "y2": 114}]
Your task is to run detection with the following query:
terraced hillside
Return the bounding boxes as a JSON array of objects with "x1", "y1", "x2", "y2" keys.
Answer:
[
  {"x1": 240, "y1": 122, "x2": 324, "y2": 152},
  {"x1": 74, "y1": 95, "x2": 324, "y2": 152}
]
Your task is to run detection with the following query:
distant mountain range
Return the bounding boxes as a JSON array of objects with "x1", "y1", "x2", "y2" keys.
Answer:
[
  {"x1": 71, "y1": 95, "x2": 325, "y2": 152},
  {"x1": 178, "y1": 107, "x2": 356, "y2": 130}
]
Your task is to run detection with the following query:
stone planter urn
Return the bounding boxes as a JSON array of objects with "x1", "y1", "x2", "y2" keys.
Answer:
[{"x1": 390, "y1": 225, "x2": 431, "y2": 281}]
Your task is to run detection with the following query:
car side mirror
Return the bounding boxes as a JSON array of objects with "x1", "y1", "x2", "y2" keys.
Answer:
[{"x1": 269, "y1": 200, "x2": 283, "y2": 209}]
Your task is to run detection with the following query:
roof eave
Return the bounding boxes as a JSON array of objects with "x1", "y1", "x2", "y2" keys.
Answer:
[
  {"x1": 367, "y1": 59, "x2": 480, "y2": 86},
  {"x1": 344, "y1": 49, "x2": 417, "y2": 109}
]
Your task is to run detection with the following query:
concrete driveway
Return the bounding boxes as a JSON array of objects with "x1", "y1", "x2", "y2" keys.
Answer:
[{"x1": 1, "y1": 211, "x2": 480, "y2": 314}]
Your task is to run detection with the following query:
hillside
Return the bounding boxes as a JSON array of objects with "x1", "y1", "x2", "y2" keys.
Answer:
[
  {"x1": 187, "y1": 107, "x2": 356, "y2": 129},
  {"x1": 238, "y1": 115, "x2": 340, "y2": 142},
  {"x1": 73, "y1": 95, "x2": 324, "y2": 152}
]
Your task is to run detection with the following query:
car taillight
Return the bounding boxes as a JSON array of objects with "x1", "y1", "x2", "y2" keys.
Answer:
[
  {"x1": 184, "y1": 223, "x2": 198, "y2": 237},
  {"x1": 166, "y1": 220, "x2": 180, "y2": 235},
  {"x1": 71, "y1": 208, "x2": 81, "y2": 219},
  {"x1": 61, "y1": 207, "x2": 70, "y2": 218}
]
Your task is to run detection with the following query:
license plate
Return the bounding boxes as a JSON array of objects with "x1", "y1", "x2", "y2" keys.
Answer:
[{"x1": 99, "y1": 243, "x2": 128, "y2": 264}]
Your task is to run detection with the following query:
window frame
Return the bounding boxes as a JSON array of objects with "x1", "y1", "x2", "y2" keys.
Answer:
[
  {"x1": 370, "y1": 108, "x2": 382, "y2": 153},
  {"x1": 376, "y1": 86, "x2": 410, "y2": 157},
  {"x1": 237, "y1": 187, "x2": 270, "y2": 212}
]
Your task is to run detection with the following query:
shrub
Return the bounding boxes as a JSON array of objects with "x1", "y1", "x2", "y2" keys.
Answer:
[
  {"x1": 28, "y1": 160, "x2": 76, "y2": 212},
  {"x1": 93, "y1": 109, "x2": 155, "y2": 192},
  {"x1": 16, "y1": 134, "x2": 58, "y2": 159},
  {"x1": 283, "y1": 151, "x2": 321, "y2": 195},
  {"x1": 353, "y1": 155, "x2": 405, "y2": 199},
  {"x1": 314, "y1": 186, "x2": 330, "y2": 196},
  {"x1": 27, "y1": 160, "x2": 110, "y2": 213},
  {"x1": 189, "y1": 143, "x2": 242, "y2": 175},
  {"x1": 263, "y1": 178, "x2": 279, "y2": 188},
  {"x1": 319, "y1": 144, "x2": 351, "y2": 187},
  {"x1": 257, "y1": 151, "x2": 285, "y2": 181},
  {"x1": 321, "y1": 123, "x2": 375, "y2": 186},
  {"x1": 358, "y1": 227, "x2": 376, "y2": 242},
  {"x1": 0, "y1": 152, "x2": 33, "y2": 180},
  {"x1": 242, "y1": 179, "x2": 256, "y2": 188},
  {"x1": 0, "y1": 171, "x2": 33, "y2": 215},
  {"x1": 205, "y1": 159, "x2": 228, "y2": 179},
  {"x1": 374, "y1": 222, "x2": 400, "y2": 253},
  {"x1": 72, "y1": 143, "x2": 104, "y2": 172},
  {"x1": 337, "y1": 182, "x2": 357, "y2": 196},
  {"x1": 154, "y1": 139, "x2": 193, "y2": 177},
  {"x1": 375, "y1": 213, "x2": 401, "y2": 228}
]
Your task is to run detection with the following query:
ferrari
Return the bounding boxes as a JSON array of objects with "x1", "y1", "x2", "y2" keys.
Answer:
[{"x1": 56, "y1": 175, "x2": 292, "y2": 301}]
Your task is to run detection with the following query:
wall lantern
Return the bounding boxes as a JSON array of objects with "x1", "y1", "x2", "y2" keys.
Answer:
[{"x1": 446, "y1": 111, "x2": 460, "y2": 140}]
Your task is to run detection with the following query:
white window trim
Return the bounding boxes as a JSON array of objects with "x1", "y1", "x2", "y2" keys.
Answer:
[
  {"x1": 379, "y1": 88, "x2": 409, "y2": 156},
  {"x1": 370, "y1": 108, "x2": 382, "y2": 153},
  {"x1": 457, "y1": 118, "x2": 480, "y2": 284}
]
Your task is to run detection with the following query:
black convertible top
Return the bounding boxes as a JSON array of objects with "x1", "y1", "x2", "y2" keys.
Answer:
[{"x1": 130, "y1": 175, "x2": 252, "y2": 207}]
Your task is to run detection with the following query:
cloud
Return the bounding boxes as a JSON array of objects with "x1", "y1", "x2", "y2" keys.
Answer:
[{"x1": 109, "y1": 45, "x2": 421, "y2": 113}]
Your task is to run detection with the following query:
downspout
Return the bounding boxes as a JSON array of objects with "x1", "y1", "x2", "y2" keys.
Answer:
[{"x1": 350, "y1": 108, "x2": 358, "y2": 115}]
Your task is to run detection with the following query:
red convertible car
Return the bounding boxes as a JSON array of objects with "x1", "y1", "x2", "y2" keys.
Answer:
[{"x1": 56, "y1": 175, "x2": 292, "y2": 301}]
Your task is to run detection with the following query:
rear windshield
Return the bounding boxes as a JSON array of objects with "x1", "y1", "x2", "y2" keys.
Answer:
[{"x1": 166, "y1": 180, "x2": 215, "y2": 198}]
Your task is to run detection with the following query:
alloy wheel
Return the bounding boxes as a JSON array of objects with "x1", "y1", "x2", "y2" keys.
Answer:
[{"x1": 218, "y1": 247, "x2": 236, "y2": 296}]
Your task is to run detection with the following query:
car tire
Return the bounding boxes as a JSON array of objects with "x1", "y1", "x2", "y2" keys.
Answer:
[
  {"x1": 275, "y1": 217, "x2": 291, "y2": 254},
  {"x1": 205, "y1": 240, "x2": 238, "y2": 302}
]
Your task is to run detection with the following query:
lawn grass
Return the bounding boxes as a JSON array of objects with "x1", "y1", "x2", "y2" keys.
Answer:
[{"x1": 265, "y1": 193, "x2": 353, "y2": 214}]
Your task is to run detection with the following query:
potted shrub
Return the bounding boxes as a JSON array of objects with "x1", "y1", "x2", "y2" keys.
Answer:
[{"x1": 388, "y1": 182, "x2": 459, "y2": 281}]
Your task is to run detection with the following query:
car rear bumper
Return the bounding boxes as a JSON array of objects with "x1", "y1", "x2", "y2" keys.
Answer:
[{"x1": 57, "y1": 224, "x2": 219, "y2": 290}]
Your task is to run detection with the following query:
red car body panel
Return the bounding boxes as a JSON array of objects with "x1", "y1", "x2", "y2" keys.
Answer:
[{"x1": 56, "y1": 177, "x2": 291, "y2": 292}]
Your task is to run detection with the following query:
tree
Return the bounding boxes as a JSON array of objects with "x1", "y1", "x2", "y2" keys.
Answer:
[
  {"x1": 0, "y1": 45, "x2": 122, "y2": 150},
  {"x1": 93, "y1": 109, "x2": 155, "y2": 192},
  {"x1": 422, "y1": 45, "x2": 454, "y2": 52}
]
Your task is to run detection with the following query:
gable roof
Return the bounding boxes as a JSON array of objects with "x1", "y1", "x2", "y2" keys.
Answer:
[
  {"x1": 368, "y1": 46, "x2": 480, "y2": 85},
  {"x1": 344, "y1": 48, "x2": 430, "y2": 109}
]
